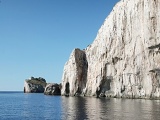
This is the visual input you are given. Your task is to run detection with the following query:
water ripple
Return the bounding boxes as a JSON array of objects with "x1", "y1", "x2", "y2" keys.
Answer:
[{"x1": 0, "y1": 92, "x2": 160, "y2": 120}]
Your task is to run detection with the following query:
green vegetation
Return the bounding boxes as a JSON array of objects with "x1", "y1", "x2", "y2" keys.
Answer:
[{"x1": 26, "y1": 77, "x2": 47, "y2": 87}]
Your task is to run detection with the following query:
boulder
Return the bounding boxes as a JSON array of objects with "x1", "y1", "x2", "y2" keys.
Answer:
[{"x1": 44, "y1": 83, "x2": 61, "y2": 95}]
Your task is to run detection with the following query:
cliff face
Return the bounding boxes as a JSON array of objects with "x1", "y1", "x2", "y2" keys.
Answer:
[
  {"x1": 61, "y1": 49, "x2": 88, "y2": 96},
  {"x1": 24, "y1": 77, "x2": 47, "y2": 93},
  {"x1": 61, "y1": 0, "x2": 160, "y2": 99}
]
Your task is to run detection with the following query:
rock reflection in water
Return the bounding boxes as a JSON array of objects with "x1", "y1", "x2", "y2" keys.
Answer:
[{"x1": 61, "y1": 97, "x2": 160, "y2": 120}]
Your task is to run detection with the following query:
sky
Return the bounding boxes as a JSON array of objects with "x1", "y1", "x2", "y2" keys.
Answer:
[{"x1": 0, "y1": 0, "x2": 119, "y2": 91}]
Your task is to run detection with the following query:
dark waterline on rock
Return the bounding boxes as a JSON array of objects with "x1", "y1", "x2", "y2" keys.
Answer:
[{"x1": 0, "y1": 92, "x2": 160, "y2": 120}]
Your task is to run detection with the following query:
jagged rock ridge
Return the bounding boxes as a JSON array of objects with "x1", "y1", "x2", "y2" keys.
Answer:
[{"x1": 61, "y1": 0, "x2": 160, "y2": 99}]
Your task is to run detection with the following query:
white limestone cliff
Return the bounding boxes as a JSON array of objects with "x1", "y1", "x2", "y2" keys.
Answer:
[
  {"x1": 61, "y1": 0, "x2": 160, "y2": 99},
  {"x1": 61, "y1": 48, "x2": 88, "y2": 96}
]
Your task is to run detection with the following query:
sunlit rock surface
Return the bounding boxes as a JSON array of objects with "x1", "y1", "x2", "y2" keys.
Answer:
[
  {"x1": 24, "y1": 77, "x2": 47, "y2": 93},
  {"x1": 61, "y1": 48, "x2": 88, "y2": 96},
  {"x1": 61, "y1": 0, "x2": 160, "y2": 99}
]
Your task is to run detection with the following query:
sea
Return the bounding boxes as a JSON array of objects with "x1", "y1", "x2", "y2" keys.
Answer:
[{"x1": 0, "y1": 92, "x2": 160, "y2": 120}]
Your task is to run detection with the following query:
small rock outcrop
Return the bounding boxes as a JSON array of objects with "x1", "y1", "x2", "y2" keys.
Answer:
[
  {"x1": 61, "y1": 0, "x2": 160, "y2": 99},
  {"x1": 24, "y1": 77, "x2": 47, "y2": 93},
  {"x1": 44, "y1": 83, "x2": 61, "y2": 95}
]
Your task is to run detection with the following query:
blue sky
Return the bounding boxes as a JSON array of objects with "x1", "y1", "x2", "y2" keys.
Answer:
[{"x1": 0, "y1": 0, "x2": 119, "y2": 91}]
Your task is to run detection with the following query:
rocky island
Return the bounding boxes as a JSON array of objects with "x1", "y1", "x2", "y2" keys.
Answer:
[
  {"x1": 24, "y1": 77, "x2": 47, "y2": 93},
  {"x1": 24, "y1": 77, "x2": 61, "y2": 95},
  {"x1": 61, "y1": 0, "x2": 160, "y2": 99}
]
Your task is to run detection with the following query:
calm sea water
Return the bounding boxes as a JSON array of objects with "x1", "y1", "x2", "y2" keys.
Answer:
[{"x1": 0, "y1": 92, "x2": 160, "y2": 120}]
